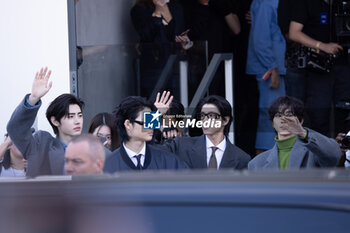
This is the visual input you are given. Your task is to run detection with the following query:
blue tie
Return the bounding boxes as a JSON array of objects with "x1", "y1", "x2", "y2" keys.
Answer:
[{"x1": 135, "y1": 154, "x2": 143, "y2": 170}]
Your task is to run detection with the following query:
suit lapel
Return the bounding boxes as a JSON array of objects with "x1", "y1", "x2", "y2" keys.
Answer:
[
  {"x1": 49, "y1": 139, "x2": 65, "y2": 175},
  {"x1": 190, "y1": 135, "x2": 208, "y2": 168},
  {"x1": 219, "y1": 140, "x2": 238, "y2": 169},
  {"x1": 289, "y1": 140, "x2": 308, "y2": 168},
  {"x1": 263, "y1": 145, "x2": 279, "y2": 169}
]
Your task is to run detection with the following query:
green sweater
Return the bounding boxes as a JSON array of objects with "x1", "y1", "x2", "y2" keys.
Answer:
[{"x1": 276, "y1": 135, "x2": 297, "y2": 169}]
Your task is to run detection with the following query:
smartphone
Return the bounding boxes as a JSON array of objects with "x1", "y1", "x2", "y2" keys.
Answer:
[
  {"x1": 165, "y1": 0, "x2": 170, "y2": 3},
  {"x1": 99, "y1": 137, "x2": 107, "y2": 144},
  {"x1": 180, "y1": 29, "x2": 190, "y2": 36}
]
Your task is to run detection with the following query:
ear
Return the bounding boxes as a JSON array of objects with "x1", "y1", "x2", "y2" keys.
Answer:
[
  {"x1": 50, "y1": 116, "x2": 60, "y2": 127},
  {"x1": 96, "y1": 159, "x2": 104, "y2": 172},
  {"x1": 124, "y1": 119, "x2": 132, "y2": 131},
  {"x1": 222, "y1": 116, "x2": 230, "y2": 126}
]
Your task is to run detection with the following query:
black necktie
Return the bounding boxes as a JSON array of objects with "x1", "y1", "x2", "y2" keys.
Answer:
[
  {"x1": 135, "y1": 154, "x2": 143, "y2": 170},
  {"x1": 208, "y1": 147, "x2": 218, "y2": 169}
]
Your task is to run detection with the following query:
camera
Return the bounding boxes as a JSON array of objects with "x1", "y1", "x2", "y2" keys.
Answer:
[
  {"x1": 99, "y1": 137, "x2": 107, "y2": 144},
  {"x1": 334, "y1": 0, "x2": 350, "y2": 46},
  {"x1": 341, "y1": 135, "x2": 350, "y2": 149}
]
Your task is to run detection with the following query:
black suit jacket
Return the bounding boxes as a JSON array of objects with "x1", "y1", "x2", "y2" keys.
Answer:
[
  {"x1": 163, "y1": 135, "x2": 251, "y2": 169},
  {"x1": 103, "y1": 143, "x2": 187, "y2": 173}
]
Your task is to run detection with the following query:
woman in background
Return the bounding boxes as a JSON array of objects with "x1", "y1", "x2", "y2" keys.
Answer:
[
  {"x1": 88, "y1": 113, "x2": 120, "y2": 151},
  {"x1": 131, "y1": 0, "x2": 187, "y2": 99}
]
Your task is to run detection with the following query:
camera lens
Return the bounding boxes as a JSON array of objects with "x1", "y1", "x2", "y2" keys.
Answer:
[{"x1": 341, "y1": 136, "x2": 350, "y2": 149}]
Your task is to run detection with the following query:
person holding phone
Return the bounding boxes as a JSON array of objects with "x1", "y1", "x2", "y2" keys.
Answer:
[
  {"x1": 88, "y1": 112, "x2": 120, "y2": 151},
  {"x1": 130, "y1": 0, "x2": 187, "y2": 98},
  {"x1": 131, "y1": 0, "x2": 186, "y2": 44}
]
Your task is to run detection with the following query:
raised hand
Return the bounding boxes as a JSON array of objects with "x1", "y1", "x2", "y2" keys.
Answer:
[
  {"x1": 154, "y1": 91, "x2": 173, "y2": 115},
  {"x1": 28, "y1": 67, "x2": 52, "y2": 106},
  {"x1": 280, "y1": 116, "x2": 307, "y2": 138}
]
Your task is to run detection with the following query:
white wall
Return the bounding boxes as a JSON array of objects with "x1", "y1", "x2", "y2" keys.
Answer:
[{"x1": 0, "y1": 0, "x2": 71, "y2": 138}]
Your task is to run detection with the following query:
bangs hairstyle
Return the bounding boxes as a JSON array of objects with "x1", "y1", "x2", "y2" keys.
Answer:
[
  {"x1": 268, "y1": 96, "x2": 305, "y2": 122},
  {"x1": 88, "y1": 112, "x2": 121, "y2": 151},
  {"x1": 114, "y1": 96, "x2": 155, "y2": 142},
  {"x1": 46, "y1": 94, "x2": 85, "y2": 135},
  {"x1": 195, "y1": 95, "x2": 233, "y2": 136}
]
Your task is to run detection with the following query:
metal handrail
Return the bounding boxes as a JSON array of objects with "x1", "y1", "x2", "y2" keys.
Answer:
[
  {"x1": 187, "y1": 53, "x2": 234, "y2": 115},
  {"x1": 185, "y1": 53, "x2": 235, "y2": 143}
]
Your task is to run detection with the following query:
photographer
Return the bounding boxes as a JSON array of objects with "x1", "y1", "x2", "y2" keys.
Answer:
[
  {"x1": 335, "y1": 132, "x2": 350, "y2": 167},
  {"x1": 285, "y1": 0, "x2": 350, "y2": 136}
]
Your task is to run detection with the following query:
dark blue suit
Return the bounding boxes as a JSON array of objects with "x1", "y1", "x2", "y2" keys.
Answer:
[{"x1": 103, "y1": 144, "x2": 187, "y2": 173}]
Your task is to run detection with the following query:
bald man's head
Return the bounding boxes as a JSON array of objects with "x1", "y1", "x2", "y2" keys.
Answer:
[{"x1": 64, "y1": 134, "x2": 106, "y2": 175}]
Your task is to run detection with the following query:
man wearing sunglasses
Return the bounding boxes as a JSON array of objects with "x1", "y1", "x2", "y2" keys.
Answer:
[
  {"x1": 162, "y1": 95, "x2": 250, "y2": 170},
  {"x1": 248, "y1": 96, "x2": 341, "y2": 170},
  {"x1": 103, "y1": 95, "x2": 187, "y2": 173}
]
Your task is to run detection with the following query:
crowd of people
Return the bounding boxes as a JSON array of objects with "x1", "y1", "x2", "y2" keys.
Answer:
[
  {"x1": 0, "y1": 64, "x2": 347, "y2": 177},
  {"x1": 1, "y1": 0, "x2": 349, "y2": 176},
  {"x1": 131, "y1": 0, "x2": 350, "y2": 155}
]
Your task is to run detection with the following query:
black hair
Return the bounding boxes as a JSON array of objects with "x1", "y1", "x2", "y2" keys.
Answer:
[
  {"x1": 195, "y1": 95, "x2": 232, "y2": 136},
  {"x1": 88, "y1": 112, "x2": 121, "y2": 151},
  {"x1": 114, "y1": 96, "x2": 155, "y2": 142},
  {"x1": 268, "y1": 96, "x2": 305, "y2": 122},
  {"x1": 46, "y1": 94, "x2": 85, "y2": 135},
  {"x1": 166, "y1": 99, "x2": 185, "y2": 120},
  {"x1": 0, "y1": 150, "x2": 11, "y2": 173}
]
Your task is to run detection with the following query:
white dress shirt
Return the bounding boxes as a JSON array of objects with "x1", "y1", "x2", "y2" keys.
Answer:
[
  {"x1": 123, "y1": 142, "x2": 146, "y2": 167},
  {"x1": 0, "y1": 166, "x2": 26, "y2": 177},
  {"x1": 345, "y1": 150, "x2": 350, "y2": 168},
  {"x1": 206, "y1": 136, "x2": 226, "y2": 169}
]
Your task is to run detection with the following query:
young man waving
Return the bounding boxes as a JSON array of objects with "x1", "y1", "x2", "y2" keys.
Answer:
[{"x1": 7, "y1": 67, "x2": 84, "y2": 177}]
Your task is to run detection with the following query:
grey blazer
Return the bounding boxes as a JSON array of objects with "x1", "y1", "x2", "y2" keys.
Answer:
[
  {"x1": 7, "y1": 95, "x2": 65, "y2": 177},
  {"x1": 248, "y1": 129, "x2": 342, "y2": 170},
  {"x1": 163, "y1": 135, "x2": 251, "y2": 169}
]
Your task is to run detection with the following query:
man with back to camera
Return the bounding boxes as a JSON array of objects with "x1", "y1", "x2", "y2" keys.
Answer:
[
  {"x1": 7, "y1": 67, "x2": 85, "y2": 177},
  {"x1": 64, "y1": 134, "x2": 106, "y2": 175},
  {"x1": 103, "y1": 93, "x2": 187, "y2": 173},
  {"x1": 248, "y1": 96, "x2": 341, "y2": 170},
  {"x1": 160, "y1": 94, "x2": 251, "y2": 170}
]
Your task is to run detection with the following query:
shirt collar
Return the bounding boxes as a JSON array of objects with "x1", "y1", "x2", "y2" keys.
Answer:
[
  {"x1": 123, "y1": 142, "x2": 146, "y2": 158},
  {"x1": 58, "y1": 137, "x2": 67, "y2": 150},
  {"x1": 205, "y1": 135, "x2": 226, "y2": 152}
]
